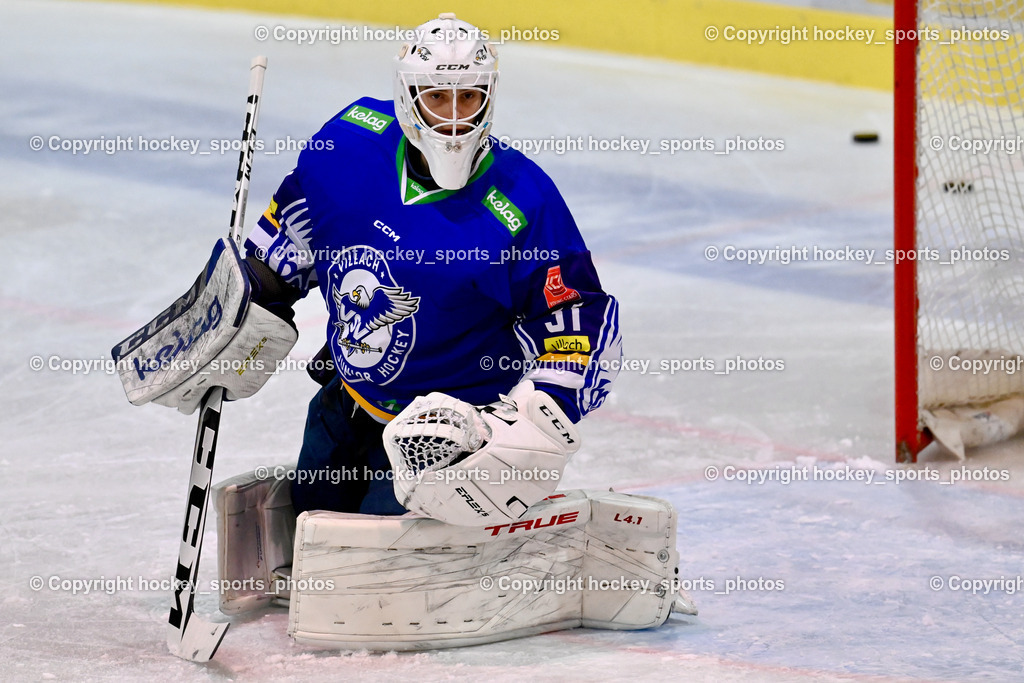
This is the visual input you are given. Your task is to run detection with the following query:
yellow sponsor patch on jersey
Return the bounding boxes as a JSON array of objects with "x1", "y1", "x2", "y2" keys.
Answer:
[
  {"x1": 536, "y1": 352, "x2": 590, "y2": 366},
  {"x1": 544, "y1": 335, "x2": 591, "y2": 354},
  {"x1": 263, "y1": 198, "x2": 281, "y2": 230}
]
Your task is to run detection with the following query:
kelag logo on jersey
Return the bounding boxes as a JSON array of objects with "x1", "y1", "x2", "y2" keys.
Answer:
[
  {"x1": 327, "y1": 246, "x2": 419, "y2": 386},
  {"x1": 483, "y1": 186, "x2": 527, "y2": 236},
  {"x1": 342, "y1": 105, "x2": 394, "y2": 134}
]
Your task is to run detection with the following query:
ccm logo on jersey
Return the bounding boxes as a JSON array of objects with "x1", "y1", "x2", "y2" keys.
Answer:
[
  {"x1": 483, "y1": 511, "x2": 581, "y2": 536},
  {"x1": 373, "y1": 219, "x2": 401, "y2": 243},
  {"x1": 437, "y1": 64, "x2": 471, "y2": 70},
  {"x1": 544, "y1": 266, "x2": 581, "y2": 308}
]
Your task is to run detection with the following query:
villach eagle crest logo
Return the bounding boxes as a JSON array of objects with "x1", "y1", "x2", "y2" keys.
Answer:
[{"x1": 329, "y1": 245, "x2": 419, "y2": 385}]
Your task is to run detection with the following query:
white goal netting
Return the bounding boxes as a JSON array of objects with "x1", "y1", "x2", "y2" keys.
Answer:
[{"x1": 915, "y1": 1, "x2": 1024, "y2": 412}]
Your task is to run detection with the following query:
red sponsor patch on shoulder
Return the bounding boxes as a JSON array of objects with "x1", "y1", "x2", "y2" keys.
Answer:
[{"x1": 544, "y1": 266, "x2": 581, "y2": 308}]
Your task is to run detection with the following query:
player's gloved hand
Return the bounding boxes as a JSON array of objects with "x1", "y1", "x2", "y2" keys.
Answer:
[
  {"x1": 111, "y1": 238, "x2": 298, "y2": 414},
  {"x1": 382, "y1": 380, "x2": 581, "y2": 526}
]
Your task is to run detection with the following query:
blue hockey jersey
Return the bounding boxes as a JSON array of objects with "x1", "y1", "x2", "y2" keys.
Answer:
[{"x1": 245, "y1": 97, "x2": 621, "y2": 422}]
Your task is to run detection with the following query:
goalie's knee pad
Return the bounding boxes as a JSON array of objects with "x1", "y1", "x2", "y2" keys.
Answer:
[
  {"x1": 286, "y1": 489, "x2": 695, "y2": 650},
  {"x1": 212, "y1": 465, "x2": 298, "y2": 614}
]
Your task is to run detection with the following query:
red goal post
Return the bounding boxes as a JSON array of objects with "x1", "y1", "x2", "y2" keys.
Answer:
[{"x1": 894, "y1": 1, "x2": 1024, "y2": 462}]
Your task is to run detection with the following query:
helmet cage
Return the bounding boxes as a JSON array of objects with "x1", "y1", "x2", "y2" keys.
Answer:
[
  {"x1": 394, "y1": 69, "x2": 497, "y2": 189},
  {"x1": 392, "y1": 15, "x2": 498, "y2": 190},
  {"x1": 401, "y1": 72, "x2": 495, "y2": 146}
]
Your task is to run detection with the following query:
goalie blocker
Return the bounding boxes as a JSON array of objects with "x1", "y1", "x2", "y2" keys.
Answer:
[
  {"x1": 111, "y1": 238, "x2": 297, "y2": 414},
  {"x1": 213, "y1": 470, "x2": 697, "y2": 650}
]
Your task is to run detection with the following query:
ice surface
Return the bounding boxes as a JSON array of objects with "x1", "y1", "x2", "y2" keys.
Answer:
[{"x1": 3, "y1": 1, "x2": 1024, "y2": 681}]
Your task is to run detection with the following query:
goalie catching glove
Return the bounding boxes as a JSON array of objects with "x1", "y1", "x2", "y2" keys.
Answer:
[
  {"x1": 383, "y1": 380, "x2": 580, "y2": 526},
  {"x1": 111, "y1": 238, "x2": 297, "y2": 414}
]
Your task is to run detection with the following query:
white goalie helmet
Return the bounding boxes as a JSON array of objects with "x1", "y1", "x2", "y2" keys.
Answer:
[{"x1": 394, "y1": 13, "x2": 498, "y2": 190}]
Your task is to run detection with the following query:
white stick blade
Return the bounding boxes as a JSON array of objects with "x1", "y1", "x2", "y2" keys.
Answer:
[{"x1": 168, "y1": 618, "x2": 229, "y2": 662}]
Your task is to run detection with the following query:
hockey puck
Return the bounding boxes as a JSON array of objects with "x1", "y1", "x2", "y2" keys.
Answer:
[
  {"x1": 943, "y1": 180, "x2": 974, "y2": 193},
  {"x1": 852, "y1": 132, "x2": 879, "y2": 143}
]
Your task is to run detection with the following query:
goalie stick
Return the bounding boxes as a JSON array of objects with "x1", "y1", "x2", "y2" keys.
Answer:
[{"x1": 167, "y1": 55, "x2": 266, "y2": 662}]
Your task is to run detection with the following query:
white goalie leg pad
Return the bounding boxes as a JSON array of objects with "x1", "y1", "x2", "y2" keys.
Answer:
[
  {"x1": 922, "y1": 396, "x2": 1024, "y2": 459},
  {"x1": 212, "y1": 466, "x2": 298, "y2": 614},
  {"x1": 288, "y1": 491, "x2": 590, "y2": 650},
  {"x1": 581, "y1": 491, "x2": 693, "y2": 627},
  {"x1": 287, "y1": 489, "x2": 694, "y2": 650}
]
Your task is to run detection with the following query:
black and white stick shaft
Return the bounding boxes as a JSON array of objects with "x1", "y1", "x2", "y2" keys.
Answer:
[
  {"x1": 167, "y1": 55, "x2": 266, "y2": 663},
  {"x1": 167, "y1": 390, "x2": 228, "y2": 661},
  {"x1": 229, "y1": 56, "x2": 267, "y2": 246}
]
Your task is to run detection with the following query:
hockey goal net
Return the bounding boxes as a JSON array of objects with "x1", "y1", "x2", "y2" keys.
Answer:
[{"x1": 895, "y1": 1, "x2": 1024, "y2": 461}]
